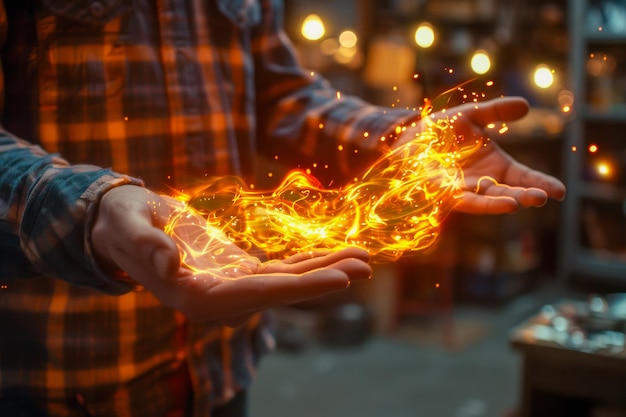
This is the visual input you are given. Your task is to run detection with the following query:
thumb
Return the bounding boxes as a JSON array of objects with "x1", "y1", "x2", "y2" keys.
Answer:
[{"x1": 93, "y1": 185, "x2": 180, "y2": 283}]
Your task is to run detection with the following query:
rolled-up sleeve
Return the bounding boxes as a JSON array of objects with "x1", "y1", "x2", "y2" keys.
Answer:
[{"x1": 0, "y1": 133, "x2": 143, "y2": 294}]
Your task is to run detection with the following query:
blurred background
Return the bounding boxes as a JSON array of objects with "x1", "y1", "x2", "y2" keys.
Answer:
[{"x1": 250, "y1": 1, "x2": 626, "y2": 416}]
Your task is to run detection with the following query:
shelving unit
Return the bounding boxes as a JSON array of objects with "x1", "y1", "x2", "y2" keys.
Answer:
[{"x1": 559, "y1": 0, "x2": 626, "y2": 286}]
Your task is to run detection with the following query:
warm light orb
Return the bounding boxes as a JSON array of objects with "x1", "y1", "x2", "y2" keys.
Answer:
[
  {"x1": 339, "y1": 30, "x2": 358, "y2": 48},
  {"x1": 534, "y1": 65, "x2": 554, "y2": 89},
  {"x1": 301, "y1": 14, "x2": 325, "y2": 41},
  {"x1": 596, "y1": 161, "x2": 612, "y2": 178},
  {"x1": 470, "y1": 50, "x2": 491, "y2": 75},
  {"x1": 414, "y1": 23, "x2": 435, "y2": 49}
]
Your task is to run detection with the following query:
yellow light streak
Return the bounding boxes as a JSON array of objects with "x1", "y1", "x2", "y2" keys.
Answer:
[{"x1": 164, "y1": 100, "x2": 484, "y2": 269}]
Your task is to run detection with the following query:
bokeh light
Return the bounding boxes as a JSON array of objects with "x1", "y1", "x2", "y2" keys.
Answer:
[
  {"x1": 534, "y1": 65, "x2": 554, "y2": 89},
  {"x1": 339, "y1": 30, "x2": 358, "y2": 48},
  {"x1": 470, "y1": 50, "x2": 491, "y2": 75},
  {"x1": 414, "y1": 23, "x2": 435, "y2": 49},
  {"x1": 301, "y1": 14, "x2": 325, "y2": 41}
]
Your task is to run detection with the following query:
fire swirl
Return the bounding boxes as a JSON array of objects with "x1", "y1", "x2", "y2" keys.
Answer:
[{"x1": 163, "y1": 100, "x2": 483, "y2": 270}]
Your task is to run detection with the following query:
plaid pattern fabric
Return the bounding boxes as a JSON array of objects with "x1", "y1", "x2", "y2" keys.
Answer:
[{"x1": 0, "y1": 0, "x2": 416, "y2": 416}]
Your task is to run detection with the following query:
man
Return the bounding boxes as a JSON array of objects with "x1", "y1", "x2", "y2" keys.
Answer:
[{"x1": 0, "y1": 1, "x2": 565, "y2": 416}]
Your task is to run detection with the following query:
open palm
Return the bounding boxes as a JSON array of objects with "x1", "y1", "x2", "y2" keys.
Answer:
[
  {"x1": 93, "y1": 186, "x2": 372, "y2": 325},
  {"x1": 399, "y1": 96, "x2": 566, "y2": 214},
  {"x1": 166, "y1": 212, "x2": 372, "y2": 323}
]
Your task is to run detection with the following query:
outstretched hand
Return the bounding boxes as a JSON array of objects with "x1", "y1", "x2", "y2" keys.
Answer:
[
  {"x1": 92, "y1": 185, "x2": 372, "y2": 325},
  {"x1": 400, "y1": 96, "x2": 566, "y2": 214}
]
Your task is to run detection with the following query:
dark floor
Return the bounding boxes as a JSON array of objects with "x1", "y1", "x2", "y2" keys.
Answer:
[{"x1": 249, "y1": 281, "x2": 576, "y2": 417}]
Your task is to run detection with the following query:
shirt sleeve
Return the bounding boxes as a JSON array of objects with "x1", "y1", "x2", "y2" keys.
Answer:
[
  {"x1": 252, "y1": 0, "x2": 420, "y2": 186},
  {"x1": 0, "y1": 132, "x2": 145, "y2": 294}
]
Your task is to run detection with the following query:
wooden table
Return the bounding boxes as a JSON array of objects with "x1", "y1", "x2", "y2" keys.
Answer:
[{"x1": 510, "y1": 302, "x2": 626, "y2": 417}]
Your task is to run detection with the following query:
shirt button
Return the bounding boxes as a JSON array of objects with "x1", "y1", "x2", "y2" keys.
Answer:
[{"x1": 90, "y1": 1, "x2": 105, "y2": 17}]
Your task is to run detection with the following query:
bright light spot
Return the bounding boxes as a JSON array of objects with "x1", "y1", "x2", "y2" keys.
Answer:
[
  {"x1": 596, "y1": 162, "x2": 611, "y2": 178},
  {"x1": 588, "y1": 144, "x2": 599, "y2": 153},
  {"x1": 534, "y1": 65, "x2": 554, "y2": 89},
  {"x1": 301, "y1": 14, "x2": 325, "y2": 41},
  {"x1": 414, "y1": 23, "x2": 435, "y2": 48},
  {"x1": 470, "y1": 50, "x2": 491, "y2": 75},
  {"x1": 339, "y1": 30, "x2": 358, "y2": 48}
]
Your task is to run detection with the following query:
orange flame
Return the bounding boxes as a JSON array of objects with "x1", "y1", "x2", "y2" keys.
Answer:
[{"x1": 163, "y1": 99, "x2": 483, "y2": 269}]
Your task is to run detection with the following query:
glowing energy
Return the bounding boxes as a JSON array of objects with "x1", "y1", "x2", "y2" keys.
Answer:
[{"x1": 164, "y1": 101, "x2": 484, "y2": 269}]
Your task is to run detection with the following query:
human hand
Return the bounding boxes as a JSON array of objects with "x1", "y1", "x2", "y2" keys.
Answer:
[
  {"x1": 92, "y1": 185, "x2": 372, "y2": 325},
  {"x1": 397, "y1": 96, "x2": 566, "y2": 214},
  {"x1": 160, "y1": 207, "x2": 372, "y2": 324},
  {"x1": 92, "y1": 185, "x2": 181, "y2": 284}
]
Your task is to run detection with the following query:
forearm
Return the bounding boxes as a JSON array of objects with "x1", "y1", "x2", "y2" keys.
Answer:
[
  {"x1": 0, "y1": 131, "x2": 142, "y2": 293},
  {"x1": 252, "y1": 0, "x2": 418, "y2": 184}
]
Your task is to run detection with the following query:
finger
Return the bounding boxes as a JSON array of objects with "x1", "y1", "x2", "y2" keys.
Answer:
[
  {"x1": 485, "y1": 186, "x2": 548, "y2": 208},
  {"x1": 278, "y1": 249, "x2": 332, "y2": 265},
  {"x1": 464, "y1": 178, "x2": 549, "y2": 208},
  {"x1": 175, "y1": 257, "x2": 373, "y2": 322},
  {"x1": 93, "y1": 186, "x2": 181, "y2": 280},
  {"x1": 455, "y1": 192, "x2": 519, "y2": 214},
  {"x1": 100, "y1": 200, "x2": 179, "y2": 283},
  {"x1": 279, "y1": 246, "x2": 370, "y2": 265},
  {"x1": 109, "y1": 225, "x2": 180, "y2": 283},
  {"x1": 504, "y1": 162, "x2": 566, "y2": 201},
  {"x1": 262, "y1": 248, "x2": 371, "y2": 275},
  {"x1": 453, "y1": 97, "x2": 530, "y2": 126},
  {"x1": 222, "y1": 257, "x2": 371, "y2": 307},
  {"x1": 211, "y1": 268, "x2": 353, "y2": 313}
]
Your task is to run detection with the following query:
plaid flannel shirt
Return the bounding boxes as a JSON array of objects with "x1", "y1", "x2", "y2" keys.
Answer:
[{"x1": 0, "y1": 0, "x2": 415, "y2": 416}]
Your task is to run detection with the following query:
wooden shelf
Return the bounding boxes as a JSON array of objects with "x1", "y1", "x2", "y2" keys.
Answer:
[{"x1": 559, "y1": 0, "x2": 626, "y2": 286}]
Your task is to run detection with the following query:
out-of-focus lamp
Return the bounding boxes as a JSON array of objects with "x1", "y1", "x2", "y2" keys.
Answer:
[
  {"x1": 339, "y1": 30, "x2": 358, "y2": 48},
  {"x1": 558, "y1": 89, "x2": 574, "y2": 114},
  {"x1": 470, "y1": 50, "x2": 491, "y2": 75},
  {"x1": 595, "y1": 160, "x2": 613, "y2": 179},
  {"x1": 534, "y1": 65, "x2": 554, "y2": 89},
  {"x1": 414, "y1": 23, "x2": 435, "y2": 49},
  {"x1": 302, "y1": 14, "x2": 325, "y2": 41}
]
